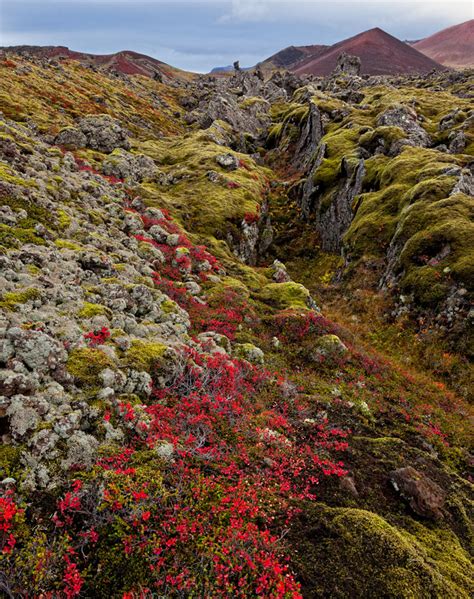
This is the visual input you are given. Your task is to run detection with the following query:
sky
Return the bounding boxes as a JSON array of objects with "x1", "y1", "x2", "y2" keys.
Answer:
[{"x1": 0, "y1": 1, "x2": 472, "y2": 72}]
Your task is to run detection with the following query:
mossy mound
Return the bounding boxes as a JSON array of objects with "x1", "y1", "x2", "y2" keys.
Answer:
[
  {"x1": 292, "y1": 505, "x2": 474, "y2": 598},
  {"x1": 260, "y1": 281, "x2": 311, "y2": 310}
]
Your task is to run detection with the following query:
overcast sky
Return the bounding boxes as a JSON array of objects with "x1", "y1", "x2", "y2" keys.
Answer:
[{"x1": 0, "y1": 1, "x2": 472, "y2": 72}]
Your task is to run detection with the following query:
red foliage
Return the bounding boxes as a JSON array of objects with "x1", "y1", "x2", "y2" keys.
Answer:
[
  {"x1": 84, "y1": 326, "x2": 110, "y2": 346},
  {"x1": 0, "y1": 491, "x2": 21, "y2": 554}
]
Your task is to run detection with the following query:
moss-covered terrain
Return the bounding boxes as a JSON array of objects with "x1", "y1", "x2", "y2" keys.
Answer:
[{"x1": 0, "y1": 54, "x2": 472, "y2": 598}]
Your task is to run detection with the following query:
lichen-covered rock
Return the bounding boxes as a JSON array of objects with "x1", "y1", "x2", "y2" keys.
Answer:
[
  {"x1": 6, "y1": 328, "x2": 67, "y2": 376},
  {"x1": 77, "y1": 114, "x2": 131, "y2": 153},
  {"x1": 61, "y1": 431, "x2": 99, "y2": 471},
  {"x1": 102, "y1": 149, "x2": 156, "y2": 182},
  {"x1": 234, "y1": 342, "x2": 265, "y2": 364},
  {"x1": 333, "y1": 52, "x2": 361, "y2": 76},
  {"x1": 376, "y1": 105, "x2": 430, "y2": 148},
  {"x1": 216, "y1": 153, "x2": 239, "y2": 170},
  {"x1": 312, "y1": 334, "x2": 348, "y2": 359},
  {"x1": 54, "y1": 126, "x2": 87, "y2": 150}
]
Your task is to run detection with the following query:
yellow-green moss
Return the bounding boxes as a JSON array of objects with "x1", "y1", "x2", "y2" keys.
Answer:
[
  {"x1": 0, "y1": 287, "x2": 41, "y2": 311},
  {"x1": 54, "y1": 239, "x2": 83, "y2": 250},
  {"x1": 292, "y1": 505, "x2": 473, "y2": 598},
  {"x1": 260, "y1": 281, "x2": 311, "y2": 310},
  {"x1": 161, "y1": 299, "x2": 178, "y2": 314},
  {"x1": 79, "y1": 302, "x2": 112, "y2": 319},
  {"x1": 123, "y1": 340, "x2": 167, "y2": 372},
  {"x1": 67, "y1": 347, "x2": 115, "y2": 386}
]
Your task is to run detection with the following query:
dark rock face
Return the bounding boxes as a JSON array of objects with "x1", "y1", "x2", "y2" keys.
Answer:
[
  {"x1": 293, "y1": 102, "x2": 324, "y2": 170},
  {"x1": 333, "y1": 52, "x2": 361, "y2": 76},
  {"x1": 297, "y1": 142, "x2": 327, "y2": 219},
  {"x1": 390, "y1": 466, "x2": 446, "y2": 519},
  {"x1": 316, "y1": 157, "x2": 366, "y2": 252}
]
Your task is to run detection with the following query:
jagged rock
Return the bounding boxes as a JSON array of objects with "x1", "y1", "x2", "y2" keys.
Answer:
[
  {"x1": 270, "y1": 259, "x2": 291, "y2": 283},
  {"x1": 390, "y1": 466, "x2": 446, "y2": 519},
  {"x1": 77, "y1": 114, "x2": 131, "y2": 153},
  {"x1": 293, "y1": 102, "x2": 324, "y2": 169},
  {"x1": 448, "y1": 130, "x2": 466, "y2": 154},
  {"x1": 333, "y1": 52, "x2": 361, "y2": 76},
  {"x1": 451, "y1": 167, "x2": 474, "y2": 196},
  {"x1": 317, "y1": 157, "x2": 365, "y2": 252},
  {"x1": 376, "y1": 105, "x2": 430, "y2": 148}
]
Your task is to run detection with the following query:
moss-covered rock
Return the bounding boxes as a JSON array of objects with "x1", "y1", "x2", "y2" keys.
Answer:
[
  {"x1": 260, "y1": 281, "x2": 312, "y2": 310},
  {"x1": 123, "y1": 340, "x2": 167, "y2": 372},
  {"x1": 67, "y1": 347, "x2": 115, "y2": 386}
]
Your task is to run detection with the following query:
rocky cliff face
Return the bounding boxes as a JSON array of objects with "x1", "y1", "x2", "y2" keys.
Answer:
[{"x1": 0, "y1": 53, "x2": 472, "y2": 598}]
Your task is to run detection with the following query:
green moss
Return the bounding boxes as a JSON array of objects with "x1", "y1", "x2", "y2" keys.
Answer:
[
  {"x1": 292, "y1": 505, "x2": 473, "y2": 598},
  {"x1": 57, "y1": 209, "x2": 72, "y2": 229},
  {"x1": 0, "y1": 163, "x2": 38, "y2": 188},
  {"x1": 123, "y1": 340, "x2": 167, "y2": 372},
  {"x1": 359, "y1": 125, "x2": 407, "y2": 151},
  {"x1": 137, "y1": 131, "x2": 270, "y2": 238},
  {"x1": 161, "y1": 299, "x2": 178, "y2": 314},
  {"x1": 0, "y1": 445, "x2": 23, "y2": 478},
  {"x1": 238, "y1": 96, "x2": 268, "y2": 110},
  {"x1": 67, "y1": 347, "x2": 115, "y2": 386},
  {"x1": 0, "y1": 287, "x2": 41, "y2": 311},
  {"x1": 259, "y1": 281, "x2": 311, "y2": 310},
  {"x1": 79, "y1": 302, "x2": 112, "y2": 319},
  {"x1": 54, "y1": 239, "x2": 83, "y2": 250}
]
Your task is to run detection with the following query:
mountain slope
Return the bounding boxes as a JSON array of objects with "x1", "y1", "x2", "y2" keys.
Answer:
[
  {"x1": 412, "y1": 20, "x2": 474, "y2": 68},
  {"x1": 0, "y1": 45, "x2": 191, "y2": 80},
  {"x1": 293, "y1": 27, "x2": 444, "y2": 76}
]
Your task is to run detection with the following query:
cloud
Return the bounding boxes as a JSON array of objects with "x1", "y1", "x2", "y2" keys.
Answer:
[
  {"x1": 218, "y1": 0, "x2": 472, "y2": 26},
  {"x1": 219, "y1": 0, "x2": 269, "y2": 23},
  {"x1": 1, "y1": 1, "x2": 472, "y2": 72}
]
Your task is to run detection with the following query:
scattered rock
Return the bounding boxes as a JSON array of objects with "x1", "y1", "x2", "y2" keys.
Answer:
[{"x1": 390, "y1": 466, "x2": 446, "y2": 519}]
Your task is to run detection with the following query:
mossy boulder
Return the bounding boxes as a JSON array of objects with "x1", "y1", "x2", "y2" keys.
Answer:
[
  {"x1": 234, "y1": 342, "x2": 265, "y2": 365},
  {"x1": 260, "y1": 282, "x2": 312, "y2": 310},
  {"x1": 78, "y1": 302, "x2": 112, "y2": 319}
]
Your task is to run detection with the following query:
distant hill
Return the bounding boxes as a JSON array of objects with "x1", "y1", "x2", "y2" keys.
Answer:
[
  {"x1": 292, "y1": 27, "x2": 444, "y2": 76},
  {"x1": 0, "y1": 45, "x2": 190, "y2": 80},
  {"x1": 411, "y1": 20, "x2": 474, "y2": 68}
]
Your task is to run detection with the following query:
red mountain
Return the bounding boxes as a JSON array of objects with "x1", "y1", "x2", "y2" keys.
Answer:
[
  {"x1": 293, "y1": 27, "x2": 444, "y2": 76},
  {"x1": 0, "y1": 46, "x2": 188, "y2": 79},
  {"x1": 412, "y1": 20, "x2": 474, "y2": 69}
]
